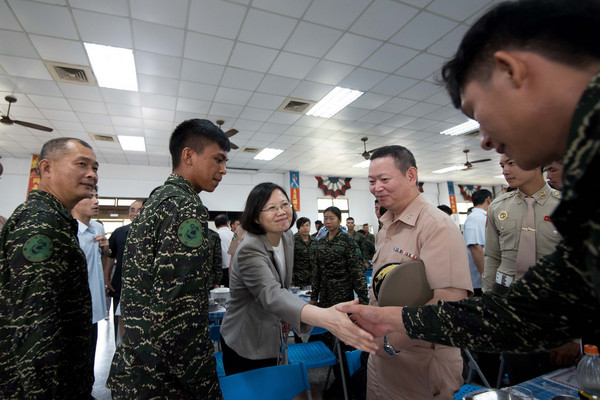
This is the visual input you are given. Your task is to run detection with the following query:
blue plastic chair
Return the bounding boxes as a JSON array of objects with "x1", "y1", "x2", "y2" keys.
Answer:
[
  {"x1": 209, "y1": 324, "x2": 221, "y2": 351},
  {"x1": 454, "y1": 384, "x2": 484, "y2": 400},
  {"x1": 213, "y1": 352, "x2": 225, "y2": 378},
  {"x1": 345, "y1": 349, "x2": 362, "y2": 376},
  {"x1": 219, "y1": 362, "x2": 312, "y2": 400}
]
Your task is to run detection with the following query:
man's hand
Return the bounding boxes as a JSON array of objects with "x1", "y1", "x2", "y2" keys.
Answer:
[
  {"x1": 336, "y1": 303, "x2": 406, "y2": 339},
  {"x1": 549, "y1": 342, "x2": 580, "y2": 367},
  {"x1": 95, "y1": 234, "x2": 110, "y2": 256},
  {"x1": 105, "y1": 281, "x2": 115, "y2": 296}
]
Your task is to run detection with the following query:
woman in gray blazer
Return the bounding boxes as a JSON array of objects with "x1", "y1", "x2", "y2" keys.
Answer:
[{"x1": 220, "y1": 182, "x2": 374, "y2": 376}]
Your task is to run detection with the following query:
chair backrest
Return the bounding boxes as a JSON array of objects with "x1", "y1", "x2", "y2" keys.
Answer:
[
  {"x1": 209, "y1": 324, "x2": 221, "y2": 343},
  {"x1": 219, "y1": 362, "x2": 312, "y2": 400},
  {"x1": 345, "y1": 349, "x2": 362, "y2": 376},
  {"x1": 310, "y1": 326, "x2": 328, "y2": 335}
]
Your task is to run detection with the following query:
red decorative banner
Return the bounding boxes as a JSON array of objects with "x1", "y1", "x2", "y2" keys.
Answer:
[
  {"x1": 458, "y1": 184, "x2": 482, "y2": 201},
  {"x1": 27, "y1": 154, "x2": 40, "y2": 199},
  {"x1": 290, "y1": 171, "x2": 300, "y2": 212},
  {"x1": 315, "y1": 176, "x2": 352, "y2": 198},
  {"x1": 447, "y1": 181, "x2": 457, "y2": 214}
]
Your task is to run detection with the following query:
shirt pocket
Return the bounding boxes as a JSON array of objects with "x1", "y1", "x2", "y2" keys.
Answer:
[
  {"x1": 537, "y1": 220, "x2": 561, "y2": 243},
  {"x1": 498, "y1": 219, "x2": 517, "y2": 250}
]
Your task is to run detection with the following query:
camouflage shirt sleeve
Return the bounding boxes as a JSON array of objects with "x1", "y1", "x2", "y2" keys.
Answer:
[
  {"x1": 345, "y1": 235, "x2": 369, "y2": 305},
  {"x1": 211, "y1": 230, "x2": 222, "y2": 287}
]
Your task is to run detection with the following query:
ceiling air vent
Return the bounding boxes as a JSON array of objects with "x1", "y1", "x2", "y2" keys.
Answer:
[
  {"x1": 90, "y1": 133, "x2": 118, "y2": 143},
  {"x1": 277, "y1": 98, "x2": 315, "y2": 114},
  {"x1": 241, "y1": 147, "x2": 260, "y2": 153},
  {"x1": 44, "y1": 61, "x2": 97, "y2": 86}
]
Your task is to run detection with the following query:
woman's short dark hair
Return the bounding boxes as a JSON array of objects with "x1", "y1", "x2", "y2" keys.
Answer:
[
  {"x1": 323, "y1": 206, "x2": 342, "y2": 222},
  {"x1": 241, "y1": 182, "x2": 297, "y2": 235},
  {"x1": 296, "y1": 217, "x2": 310, "y2": 230}
]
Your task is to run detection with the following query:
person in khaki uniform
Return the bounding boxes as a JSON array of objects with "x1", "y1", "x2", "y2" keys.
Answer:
[
  {"x1": 483, "y1": 155, "x2": 562, "y2": 293},
  {"x1": 366, "y1": 145, "x2": 472, "y2": 400}
]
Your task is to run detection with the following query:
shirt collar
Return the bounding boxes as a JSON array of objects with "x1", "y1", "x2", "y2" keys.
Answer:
[
  {"x1": 382, "y1": 193, "x2": 426, "y2": 228},
  {"x1": 515, "y1": 182, "x2": 553, "y2": 206}
]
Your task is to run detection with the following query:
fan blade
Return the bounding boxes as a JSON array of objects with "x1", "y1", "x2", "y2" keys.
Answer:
[
  {"x1": 230, "y1": 142, "x2": 239, "y2": 150},
  {"x1": 13, "y1": 120, "x2": 53, "y2": 132},
  {"x1": 226, "y1": 129, "x2": 238, "y2": 137},
  {"x1": 470, "y1": 158, "x2": 492, "y2": 164}
]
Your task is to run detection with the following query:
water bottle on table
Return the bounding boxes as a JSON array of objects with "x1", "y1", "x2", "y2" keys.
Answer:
[{"x1": 577, "y1": 344, "x2": 600, "y2": 399}]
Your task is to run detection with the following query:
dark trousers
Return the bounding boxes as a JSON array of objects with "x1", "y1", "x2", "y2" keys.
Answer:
[
  {"x1": 221, "y1": 334, "x2": 277, "y2": 376},
  {"x1": 88, "y1": 322, "x2": 98, "y2": 393},
  {"x1": 111, "y1": 295, "x2": 120, "y2": 342},
  {"x1": 220, "y1": 269, "x2": 229, "y2": 287}
]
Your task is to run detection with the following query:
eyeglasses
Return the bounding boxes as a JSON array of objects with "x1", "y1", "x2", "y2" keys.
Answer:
[{"x1": 261, "y1": 201, "x2": 293, "y2": 213}]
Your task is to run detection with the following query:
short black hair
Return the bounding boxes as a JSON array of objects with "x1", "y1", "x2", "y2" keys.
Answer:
[
  {"x1": 346, "y1": 217, "x2": 354, "y2": 222},
  {"x1": 214, "y1": 213, "x2": 229, "y2": 227},
  {"x1": 314, "y1": 220, "x2": 323, "y2": 229},
  {"x1": 241, "y1": 182, "x2": 297, "y2": 235},
  {"x1": 370, "y1": 145, "x2": 417, "y2": 175},
  {"x1": 40, "y1": 137, "x2": 92, "y2": 161},
  {"x1": 296, "y1": 217, "x2": 310, "y2": 230},
  {"x1": 441, "y1": 0, "x2": 600, "y2": 108},
  {"x1": 169, "y1": 119, "x2": 231, "y2": 169},
  {"x1": 324, "y1": 206, "x2": 342, "y2": 221},
  {"x1": 472, "y1": 189, "x2": 493, "y2": 207},
  {"x1": 437, "y1": 205, "x2": 453, "y2": 216}
]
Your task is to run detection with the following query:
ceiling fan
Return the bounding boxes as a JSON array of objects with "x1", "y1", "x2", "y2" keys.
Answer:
[
  {"x1": 216, "y1": 120, "x2": 239, "y2": 150},
  {"x1": 461, "y1": 149, "x2": 491, "y2": 169},
  {"x1": 359, "y1": 137, "x2": 378, "y2": 160},
  {"x1": 1, "y1": 96, "x2": 53, "y2": 132}
]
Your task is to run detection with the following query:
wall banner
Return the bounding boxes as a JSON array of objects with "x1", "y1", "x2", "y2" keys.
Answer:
[
  {"x1": 27, "y1": 154, "x2": 40, "y2": 198},
  {"x1": 447, "y1": 181, "x2": 457, "y2": 214},
  {"x1": 290, "y1": 171, "x2": 300, "y2": 212}
]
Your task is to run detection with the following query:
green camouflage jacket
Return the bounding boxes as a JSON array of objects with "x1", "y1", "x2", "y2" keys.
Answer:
[
  {"x1": 0, "y1": 190, "x2": 92, "y2": 399},
  {"x1": 292, "y1": 232, "x2": 315, "y2": 287},
  {"x1": 108, "y1": 174, "x2": 220, "y2": 399},
  {"x1": 208, "y1": 229, "x2": 223, "y2": 288}
]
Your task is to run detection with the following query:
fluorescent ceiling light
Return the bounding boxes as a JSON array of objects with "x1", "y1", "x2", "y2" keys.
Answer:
[
  {"x1": 440, "y1": 119, "x2": 480, "y2": 136},
  {"x1": 254, "y1": 148, "x2": 283, "y2": 161},
  {"x1": 432, "y1": 165, "x2": 468, "y2": 174},
  {"x1": 306, "y1": 86, "x2": 364, "y2": 118},
  {"x1": 84, "y1": 43, "x2": 138, "y2": 91},
  {"x1": 353, "y1": 160, "x2": 371, "y2": 168},
  {"x1": 118, "y1": 135, "x2": 145, "y2": 151}
]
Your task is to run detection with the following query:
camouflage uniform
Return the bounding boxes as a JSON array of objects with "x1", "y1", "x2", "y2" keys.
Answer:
[
  {"x1": 292, "y1": 232, "x2": 315, "y2": 287},
  {"x1": 208, "y1": 228, "x2": 223, "y2": 288},
  {"x1": 362, "y1": 231, "x2": 376, "y2": 260},
  {"x1": 107, "y1": 174, "x2": 220, "y2": 399},
  {"x1": 0, "y1": 190, "x2": 93, "y2": 399},
  {"x1": 403, "y1": 73, "x2": 600, "y2": 353},
  {"x1": 311, "y1": 230, "x2": 369, "y2": 308}
]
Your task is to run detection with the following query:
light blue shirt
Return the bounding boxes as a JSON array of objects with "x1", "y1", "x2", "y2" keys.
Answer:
[
  {"x1": 463, "y1": 207, "x2": 487, "y2": 290},
  {"x1": 77, "y1": 219, "x2": 107, "y2": 324}
]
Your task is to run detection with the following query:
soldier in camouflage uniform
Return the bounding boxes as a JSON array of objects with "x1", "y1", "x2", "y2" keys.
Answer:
[
  {"x1": 361, "y1": 223, "x2": 376, "y2": 260},
  {"x1": 0, "y1": 138, "x2": 98, "y2": 399},
  {"x1": 292, "y1": 217, "x2": 315, "y2": 287},
  {"x1": 338, "y1": 0, "x2": 600, "y2": 358},
  {"x1": 208, "y1": 228, "x2": 223, "y2": 288},
  {"x1": 346, "y1": 217, "x2": 368, "y2": 269},
  {"x1": 107, "y1": 119, "x2": 230, "y2": 399}
]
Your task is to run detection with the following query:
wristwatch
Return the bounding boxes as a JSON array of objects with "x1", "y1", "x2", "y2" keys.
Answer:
[{"x1": 383, "y1": 335, "x2": 400, "y2": 356}]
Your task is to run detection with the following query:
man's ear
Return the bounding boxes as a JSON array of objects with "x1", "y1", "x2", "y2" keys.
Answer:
[
  {"x1": 493, "y1": 50, "x2": 528, "y2": 88},
  {"x1": 181, "y1": 147, "x2": 194, "y2": 166},
  {"x1": 406, "y1": 166, "x2": 418, "y2": 184},
  {"x1": 38, "y1": 159, "x2": 51, "y2": 178}
]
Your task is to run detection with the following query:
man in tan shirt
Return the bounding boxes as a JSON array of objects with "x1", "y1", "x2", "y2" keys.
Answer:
[{"x1": 366, "y1": 145, "x2": 472, "y2": 400}]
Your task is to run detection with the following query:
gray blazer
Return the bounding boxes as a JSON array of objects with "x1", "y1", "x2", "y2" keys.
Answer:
[{"x1": 221, "y1": 230, "x2": 311, "y2": 360}]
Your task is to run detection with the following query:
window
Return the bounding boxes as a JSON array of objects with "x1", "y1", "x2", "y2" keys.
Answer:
[{"x1": 317, "y1": 197, "x2": 350, "y2": 222}]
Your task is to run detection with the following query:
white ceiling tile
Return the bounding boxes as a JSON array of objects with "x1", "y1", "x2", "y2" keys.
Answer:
[
  {"x1": 29, "y1": 35, "x2": 88, "y2": 65},
  {"x1": 377, "y1": 97, "x2": 417, "y2": 113},
  {"x1": 269, "y1": 52, "x2": 318, "y2": 80},
  {"x1": 425, "y1": 90, "x2": 452, "y2": 106},
  {"x1": 259, "y1": 122, "x2": 288, "y2": 134},
  {"x1": 390, "y1": 12, "x2": 457, "y2": 50},
  {"x1": 58, "y1": 82, "x2": 103, "y2": 101},
  {"x1": 77, "y1": 112, "x2": 112, "y2": 124},
  {"x1": 0, "y1": 30, "x2": 38, "y2": 58},
  {"x1": 72, "y1": 9, "x2": 132, "y2": 48},
  {"x1": 293, "y1": 115, "x2": 326, "y2": 129},
  {"x1": 176, "y1": 98, "x2": 212, "y2": 114},
  {"x1": 396, "y1": 53, "x2": 446, "y2": 80},
  {"x1": 9, "y1": 0, "x2": 78, "y2": 39},
  {"x1": 350, "y1": 0, "x2": 418, "y2": 40},
  {"x1": 358, "y1": 110, "x2": 395, "y2": 124},
  {"x1": 325, "y1": 33, "x2": 382, "y2": 65},
  {"x1": 402, "y1": 118, "x2": 438, "y2": 130},
  {"x1": 142, "y1": 107, "x2": 174, "y2": 121},
  {"x1": 138, "y1": 74, "x2": 179, "y2": 96},
  {"x1": 371, "y1": 75, "x2": 418, "y2": 96},
  {"x1": 0, "y1": 56, "x2": 52, "y2": 80},
  {"x1": 100, "y1": 88, "x2": 141, "y2": 106},
  {"x1": 13, "y1": 77, "x2": 61, "y2": 96},
  {"x1": 290, "y1": 81, "x2": 333, "y2": 102},
  {"x1": 351, "y1": 93, "x2": 392, "y2": 110},
  {"x1": 428, "y1": 25, "x2": 469, "y2": 58},
  {"x1": 214, "y1": 87, "x2": 253, "y2": 106},
  {"x1": 187, "y1": 0, "x2": 246, "y2": 40},
  {"x1": 361, "y1": 44, "x2": 419, "y2": 73},
  {"x1": 28, "y1": 95, "x2": 71, "y2": 110},
  {"x1": 402, "y1": 102, "x2": 442, "y2": 118},
  {"x1": 384, "y1": 115, "x2": 417, "y2": 128},
  {"x1": 252, "y1": 0, "x2": 310, "y2": 18},
  {"x1": 331, "y1": 106, "x2": 369, "y2": 121},
  {"x1": 209, "y1": 102, "x2": 243, "y2": 118},
  {"x1": 248, "y1": 92, "x2": 285, "y2": 110},
  {"x1": 175, "y1": 110, "x2": 208, "y2": 122},
  {"x1": 338, "y1": 68, "x2": 387, "y2": 92},
  {"x1": 178, "y1": 81, "x2": 217, "y2": 101},
  {"x1": 228, "y1": 43, "x2": 278, "y2": 73},
  {"x1": 256, "y1": 75, "x2": 299, "y2": 96},
  {"x1": 130, "y1": 0, "x2": 189, "y2": 27},
  {"x1": 133, "y1": 20, "x2": 184, "y2": 57},
  {"x1": 112, "y1": 116, "x2": 143, "y2": 128},
  {"x1": 135, "y1": 52, "x2": 182, "y2": 79},
  {"x1": 238, "y1": 106, "x2": 273, "y2": 121},
  {"x1": 51, "y1": 120, "x2": 84, "y2": 131},
  {"x1": 238, "y1": 8, "x2": 296, "y2": 49},
  {"x1": 0, "y1": 1, "x2": 21, "y2": 30},
  {"x1": 221, "y1": 68, "x2": 264, "y2": 91},
  {"x1": 140, "y1": 93, "x2": 176, "y2": 110},
  {"x1": 41, "y1": 109, "x2": 78, "y2": 122},
  {"x1": 284, "y1": 22, "x2": 342, "y2": 59},
  {"x1": 82, "y1": 122, "x2": 115, "y2": 134},
  {"x1": 68, "y1": 0, "x2": 129, "y2": 16},
  {"x1": 400, "y1": 81, "x2": 440, "y2": 101},
  {"x1": 267, "y1": 112, "x2": 301, "y2": 125},
  {"x1": 180, "y1": 59, "x2": 224, "y2": 84},
  {"x1": 427, "y1": 0, "x2": 490, "y2": 22},
  {"x1": 426, "y1": 105, "x2": 462, "y2": 121},
  {"x1": 304, "y1": 60, "x2": 354, "y2": 86},
  {"x1": 304, "y1": 0, "x2": 370, "y2": 30},
  {"x1": 106, "y1": 103, "x2": 142, "y2": 118},
  {"x1": 184, "y1": 31, "x2": 234, "y2": 65}
]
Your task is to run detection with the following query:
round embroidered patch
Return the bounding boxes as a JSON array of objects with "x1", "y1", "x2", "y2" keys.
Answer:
[
  {"x1": 23, "y1": 234, "x2": 53, "y2": 262},
  {"x1": 178, "y1": 218, "x2": 203, "y2": 248}
]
